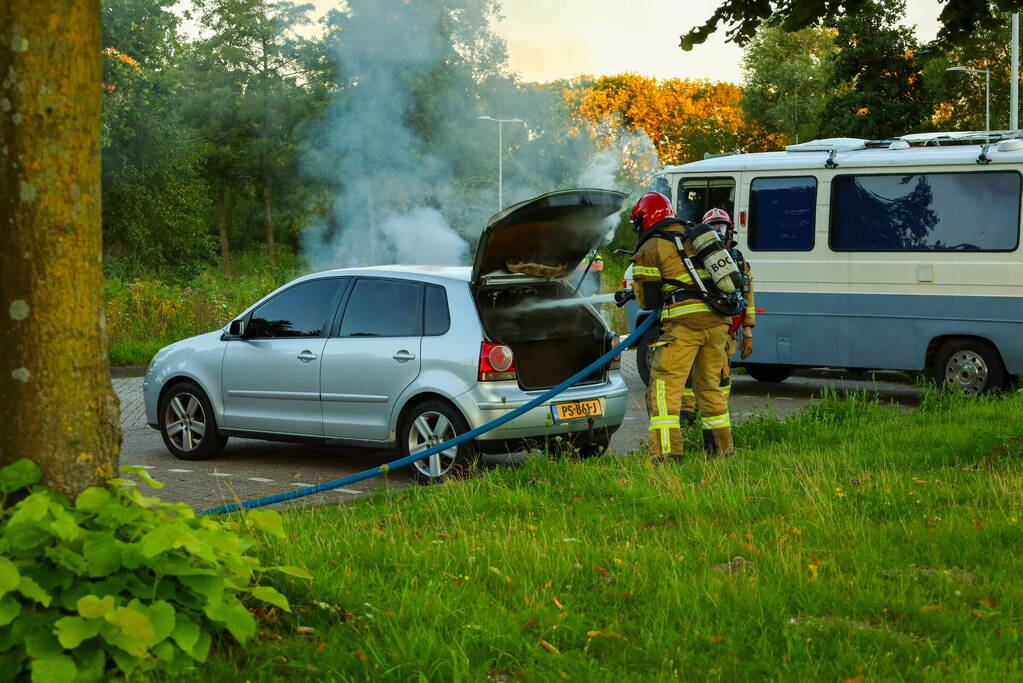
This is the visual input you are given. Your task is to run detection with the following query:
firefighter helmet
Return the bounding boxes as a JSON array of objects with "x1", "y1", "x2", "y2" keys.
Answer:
[
  {"x1": 702, "y1": 208, "x2": 732, "y2": 228},
  {"x1": 630, "y1": 192, "x2": 675, "y2": 233}
]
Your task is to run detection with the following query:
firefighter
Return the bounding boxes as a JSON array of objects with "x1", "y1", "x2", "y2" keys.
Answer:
[
  {"x1": 680, "y1": 208, "x2": 755, "y2": 432},
  {"x1": 574, "y1": 249, "x2": 604, "y2": 296},
  {"x1": 621, "y1": 192, "x2": 736, "y2": 461}
]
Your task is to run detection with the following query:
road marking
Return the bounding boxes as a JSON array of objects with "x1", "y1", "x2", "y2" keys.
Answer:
[
  {"x1": 335, "y1": 488, "x2": 362, "y2": 495},
  {"x1": 247, "y1": 477, "x2": 274, "y2": 483},
  {"x1": 167, "y1": 469, "x2": 193, "y2": 473},
  {"x1": 208, "y1": 472, "x2": 232, "y2": 477},
  {"x1": 291, "y1": 483, "x2": 315, "y2": 487}
]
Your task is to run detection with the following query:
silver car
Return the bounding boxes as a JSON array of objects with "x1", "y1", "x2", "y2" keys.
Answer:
[{"x1": 143, "y1": 189, "x2": 628, "y2": 483}]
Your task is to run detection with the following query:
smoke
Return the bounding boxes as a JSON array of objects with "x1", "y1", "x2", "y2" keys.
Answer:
[{"x1": 301, "y1": 1, "x2": 660, "y2": 271}]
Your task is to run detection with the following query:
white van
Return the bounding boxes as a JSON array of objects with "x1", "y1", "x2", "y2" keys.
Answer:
[{"x1": 627, "y1": 132, "x2": 1023, "y2": 394}]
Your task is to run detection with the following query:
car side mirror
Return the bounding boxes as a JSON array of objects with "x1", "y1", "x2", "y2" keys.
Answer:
[{"x1": 229, "y1": 319, "x2": 246, "y2": 337}]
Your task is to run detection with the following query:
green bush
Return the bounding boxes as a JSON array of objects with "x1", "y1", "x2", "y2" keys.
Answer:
[{"x1": 0, "y1": 460, "x2": 310, "y2": 681}]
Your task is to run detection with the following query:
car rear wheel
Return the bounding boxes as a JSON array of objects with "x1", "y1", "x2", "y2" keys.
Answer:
[
  {"x1": 745, "y1": 364, "x2": 794, "y2": 383},
  {"x1": 933, "y1": 339, "x2": 1007, "y2": 395},
  {"x1": 399, "y1": 399, "x2": 477, "y2": 485},
  {"x1": 158, "y1": 381, "x2": 227, "y2": 460}
]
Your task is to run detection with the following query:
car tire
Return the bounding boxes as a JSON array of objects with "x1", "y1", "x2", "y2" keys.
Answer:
[
  {"x1": 635, "y1": 322, "x2": 659, "y2": 386},
  {"x1": 399, "y1": 399, "x2": 477, "y2": 485},
  {"x1": 158, "y1": 381, "x2": 227, "y2": 461},
  {"x1": 745, "y1": 364, "x2": 794, "y2": 383},
  {"x1": 933, "y1": 339, "x2": 1007, "y2": 396}
]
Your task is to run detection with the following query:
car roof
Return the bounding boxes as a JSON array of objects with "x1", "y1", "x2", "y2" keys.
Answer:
[{"x1": 296, "y1": 265, "x2": 472, "y2": 285}]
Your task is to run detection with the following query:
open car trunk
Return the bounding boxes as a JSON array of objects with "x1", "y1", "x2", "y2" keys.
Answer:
[{"x1": 476, "y1": 282, "x2": 612, "y2": 390}]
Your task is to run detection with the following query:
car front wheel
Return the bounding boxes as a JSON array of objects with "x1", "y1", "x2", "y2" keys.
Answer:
[
  {"x1": 158, "y1": 381, "x2": 227, "y2": 460},
  {"x1": 399, "y1": 399, "x2": 477, "y2": 484}
]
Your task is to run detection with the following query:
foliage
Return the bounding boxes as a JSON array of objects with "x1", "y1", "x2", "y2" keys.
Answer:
[
  {"x1": 567, "y1": 73, "x2": 786, "y2": 166},
  {"x1": 817, "y1": 0, "x2": 933, "y2": 139},
  {"x1": 741, "y1": 24, "x2": 838, "y2": 144},
  {"x1": 194, "y1": 390, "x2": 1023, "y2": 680},
  {"x1": 680, "y1": 0, "x2": 1023, "y2": 50},
  {"x1": 0, "y1": 459, "x2": 310, "y2": 681}
]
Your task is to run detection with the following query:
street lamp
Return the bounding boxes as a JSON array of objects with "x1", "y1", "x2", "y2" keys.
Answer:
[
  {"x1": 477, "y1": 115, "x2": 526, "y2": 210},
  {"x1": 947, "y1": 65, "x2": 991, "y2": 136}
]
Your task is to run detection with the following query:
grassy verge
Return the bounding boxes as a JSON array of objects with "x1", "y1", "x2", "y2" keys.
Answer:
[
  {"x1": 194, "y1": 390, "x2": 1023, "y2": 680},
  {"x1": 105, "y1": 252, "x2": 304, "y2": 366}
]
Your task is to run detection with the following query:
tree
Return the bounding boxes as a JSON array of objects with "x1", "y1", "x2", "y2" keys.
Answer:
[
  {"x1": 0, "y1": 2, "x2": 121, "y2": 497},
  {"x1": 741, "y1": 25, "x2": 837, "y2": 143},
  {"x1": 816, "y1": 0, "x2": 932, "y2": 139},
  {"x1": 680, "y1": 0, "x2": 1023, "y2": 50}
]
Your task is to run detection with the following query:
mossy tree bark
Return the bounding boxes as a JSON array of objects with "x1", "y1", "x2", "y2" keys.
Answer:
[{"x1": 0, "y1": 2, "x2": 121, "y2": 496}]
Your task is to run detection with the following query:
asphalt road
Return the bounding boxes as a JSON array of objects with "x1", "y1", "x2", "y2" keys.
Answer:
[{"x1": 117, "y1": 352, "x2": 921, "y2": 511}]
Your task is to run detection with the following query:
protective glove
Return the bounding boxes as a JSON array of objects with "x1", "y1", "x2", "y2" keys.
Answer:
[
  {"x1": 613, "y1": 289, "x2": 635, "y2": 308},
  {"x1": 740, "y1": 334, "x2": 753, "y2": 359}
]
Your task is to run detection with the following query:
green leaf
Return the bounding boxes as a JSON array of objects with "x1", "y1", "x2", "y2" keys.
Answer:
[
  {"x1": 140, "y1": 525, "x2": 186, "y2": 558},
  {"x1": 170, "y1": 614, "x2": 200, "y2": 655},
  {"x1": 54, "y1": 616, "x2": 101, "y2": 649},
  {"x1": 206, "y1": 599, "x2": 256, "y2": 644},
  {"x1": 136, "y1": 599, "x2": 175, "y2": 646},
  {"x1": 18, "y1": 493, "x2": 50, "y2": 521},
  {"x1": 151, "y1": 639, "x2": 176, "y2": 663},
  {"x1": 25, "y1": 631, "x2": 62, "y2": 658},
  {"x1": 119, "y1": 465, "x2": 165, "y2": 489},
  {"x1": 191, "y1": 628, "x2": 212, "y2": 663},
  {"x1": 0, "y1": 557, "x2": 19, "y2": 596},
  {"x1": 104, "y1": 606, "x2": 154, "y2": 642},
  {"x1": 275, "y1": 565, "x2": 313, "y2": 580},
  {"x1": 17, "y1": 576, "x2": 51, "y2": 606},
  {"x1": 247, "y1": 509, "x2": 286, "y2": 539},
  {"x1": 82, "y1": 532, "x2": 123, "y2": 576},
  {"x1": 29, "y1": 654, "x2": 76, "y2": 683},
  {"x1": 0, "y1": 459, "x2": 41, "y2": 494},
  {"x1": 251, "y1": 585, "x2": 291, "y2": 612},
  {"x1": 180, "y1": 574, "x2": 225, "y2": 602},
  {"x1": 47, "y1": 503, "x2": 80, "y2": 541},
  {"x1": 0, "y1": 595, "x2": 21, "y2": 627},
  {"x1": 77, "y1": 595, "x2": 116, "y2": 619},
  {"x1": 74, "y1": 488, "x2": 113, "y2": 514},
  {"x1": 71, "y1": 645, "x2": 105, "y2": 683}
]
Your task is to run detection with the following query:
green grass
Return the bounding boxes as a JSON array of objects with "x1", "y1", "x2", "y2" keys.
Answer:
[{"x1": 188, "y1": 390, "x2": 1023, "y2": 681}]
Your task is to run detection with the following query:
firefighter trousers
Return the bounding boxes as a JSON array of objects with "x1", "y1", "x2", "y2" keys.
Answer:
[
  {"x1": 646, "y1": 322, "x2": 733, "y2": 460},
  {"x1": 681, "y1": 333, "x2": 735, "y2": 414}
]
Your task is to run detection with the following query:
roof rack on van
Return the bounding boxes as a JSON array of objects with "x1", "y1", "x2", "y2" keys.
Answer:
[
  {"x1": 898, "y1": 130, "x2": 1023, "y2": 145},
  {"x1": 785, "y1": 138, "x2": 867, "y2": 153},
  {"x1": 703, "y1": 149, "x2": 742, "y2": 160}
]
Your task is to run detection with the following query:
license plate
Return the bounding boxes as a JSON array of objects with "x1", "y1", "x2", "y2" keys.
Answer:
[{"x1": 550, "y1": 399, "x2": 603, "y2": 423}]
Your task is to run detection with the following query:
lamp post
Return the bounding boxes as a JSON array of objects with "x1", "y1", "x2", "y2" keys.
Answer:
[
  {"x1": 947, "y1": 65, "x2": 991, "y2": 136},
  {"x1": 477, "y1": 116, "x2": 526, "y2": 210}
]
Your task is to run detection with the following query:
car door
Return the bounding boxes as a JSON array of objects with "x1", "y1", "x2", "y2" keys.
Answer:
[
  {"x1": 221, "y1": 278, "x2": 347, "y2": 435},
  {"x1": 321, "y1": 278, "x2": 424, "y2": 441}
]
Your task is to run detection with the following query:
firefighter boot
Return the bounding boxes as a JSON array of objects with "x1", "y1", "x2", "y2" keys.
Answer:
[
  {"x1": 702, "y1": 428, "x2": 715, "y2": 455},
  {"x1": 706, "y1": 428, "x2": 734, "y2": 459}
]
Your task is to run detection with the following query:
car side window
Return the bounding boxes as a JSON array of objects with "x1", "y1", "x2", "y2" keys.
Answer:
[
  {"x1": 339, "y1": 279, "x2": 424, "y2": 337},
  {"x1": 246, "y1": 279, "x2": 344, "y2": 338},
  {"x1": 424, "y1": 285, "x2": 450, "y2": 336}
]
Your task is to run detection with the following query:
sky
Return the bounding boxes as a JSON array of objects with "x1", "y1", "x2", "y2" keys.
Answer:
[{"x1": 302, "y1": 0, "x2": 946, "y2": 84}]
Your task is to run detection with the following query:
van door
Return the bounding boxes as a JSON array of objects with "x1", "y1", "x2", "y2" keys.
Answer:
[{"x1": 675, "y1": 176, "x2": 736, "y2": 224}]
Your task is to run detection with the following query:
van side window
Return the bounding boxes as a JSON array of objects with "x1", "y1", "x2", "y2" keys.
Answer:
[
  {"x1": 748, "y1": 176, "x2": 817, "y2": 251},
  {"x1": 830, "y1": 171, "x2": 1021, "y2": 252},
  {"x1": 676, "y1": 177, "x2": 734, "y2": 224}
]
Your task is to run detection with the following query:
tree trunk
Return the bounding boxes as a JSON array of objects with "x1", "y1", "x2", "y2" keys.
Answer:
[
  {"x1": 260, "y1": 170, "x2": 276, "y2": 270},
  {"x1": 218, "y1": 189, "x2": 232, "y2": 278},
  {"x1": 0, "y1": 2, "x2": 121, "y2": 496}
]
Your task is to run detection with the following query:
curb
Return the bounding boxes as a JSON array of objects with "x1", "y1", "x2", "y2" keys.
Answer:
[{"x1": 110, "y1": 365, "x2": 147, "y2": 378}]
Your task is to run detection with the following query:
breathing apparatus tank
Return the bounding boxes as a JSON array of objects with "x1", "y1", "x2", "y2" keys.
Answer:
[{"x1": 686, "y1": 224, "x2": 743, "y2": 295}]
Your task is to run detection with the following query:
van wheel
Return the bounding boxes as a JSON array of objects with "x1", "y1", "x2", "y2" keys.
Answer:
[
  {"x1": 635, "y1": 324, "x2": 659, "y2": 386},
  {"x1": 933, "y1": 339, "x2": 1007, "y2": 395},
  {"x1": 158, "y1": 381, "x2": 227, "y2": 460},
  {"x1": 399, "y1": 400, "x2": 477, "y2": 485},
  {"x1": 745, "y1": 364, "x2": 794, "y2": 383}
]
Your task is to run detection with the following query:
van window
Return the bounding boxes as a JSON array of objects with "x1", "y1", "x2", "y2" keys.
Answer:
[
  {"x1": 676, "y1": 177, "x2": 734, "y2": 224},
  {"x1": 748, "y1": 176, "x2": 817, "y2": 251},
  {"x1": 830, "y1": 171, "x2": 1021, "y2": 251}
]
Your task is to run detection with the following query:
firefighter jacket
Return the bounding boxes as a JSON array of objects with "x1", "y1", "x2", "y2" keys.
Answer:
[
  {"x1": 731, "y1": 254, "x2": 756, "y2": 331},
  {"x1": 631, "y1": 223, "x2": 730, "y2": 330}
]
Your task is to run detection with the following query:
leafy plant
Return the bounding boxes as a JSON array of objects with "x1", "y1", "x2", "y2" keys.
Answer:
[{"x1": 0, "y1": 460, "x2": 310, "y2": 681}]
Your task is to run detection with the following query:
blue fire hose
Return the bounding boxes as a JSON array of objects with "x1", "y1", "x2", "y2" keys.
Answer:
[{"x1": 200, "y1": 311, "x2": 657, "y2": 515}]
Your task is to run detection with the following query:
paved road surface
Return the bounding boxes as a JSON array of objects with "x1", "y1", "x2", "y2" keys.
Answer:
[{"x1": 117, "y1": 352, "x2": 920, "y2": 511}]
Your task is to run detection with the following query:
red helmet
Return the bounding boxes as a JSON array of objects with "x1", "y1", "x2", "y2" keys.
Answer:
[
  {"x1": 630, "y1": 192, "x2": 674, "y2": 233},
  {"x1": 702, "y1": 208, "x2": 732, "y2": 228}
]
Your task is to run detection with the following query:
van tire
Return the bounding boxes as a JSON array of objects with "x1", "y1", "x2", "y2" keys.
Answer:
[
  {"x1": 745, "y1": 364, "x2": 794, "y2": 383},
  {"x1": 933, "y1": 339, "x2": 1007, "y2": 395},
  {"x1": 399, "y1": 399, "x2": 478, "y2": 485},
  {"x1": 635, "y1": 324, "x2": 659, "y2": 386}
]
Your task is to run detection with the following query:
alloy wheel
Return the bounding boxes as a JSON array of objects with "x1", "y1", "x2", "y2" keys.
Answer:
[
  {"x1": 408, "y1": 410, "x2": 458, "y2": 479},
  {"x1": 945, "y1": 349, "x2": 989, "y2": 395},
  {"x1": 163, "y1": 392, "x2": 206, "y2": 452}
]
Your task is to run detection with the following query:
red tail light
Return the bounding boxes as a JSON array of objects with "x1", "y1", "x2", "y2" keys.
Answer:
[{"x1": 479, "y1": 342, "x2": 517, "y2": 381}]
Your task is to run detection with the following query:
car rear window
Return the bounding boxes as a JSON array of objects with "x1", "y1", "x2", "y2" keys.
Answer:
[{"x1": 340, "y1": 279, "x2": 423, "y2": 337}]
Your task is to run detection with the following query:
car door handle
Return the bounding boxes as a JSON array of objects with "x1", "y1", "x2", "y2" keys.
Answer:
[
  {"x1": 297, "y1": 350, "x2": 318, "y2": 362},
  {"x1": 392, "y1": 350, "x2": 416, "y2": 362}
]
